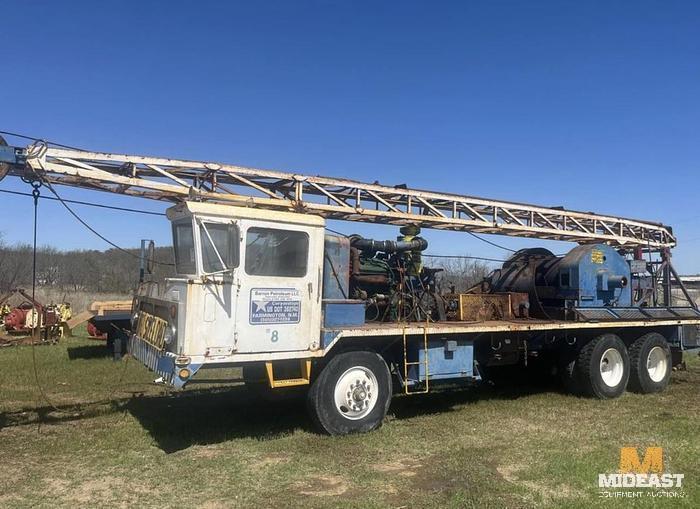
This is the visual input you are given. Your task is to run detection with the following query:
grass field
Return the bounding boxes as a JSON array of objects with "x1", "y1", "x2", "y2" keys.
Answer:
[{"x1": 1, "y1": 330, "x2": 698, "y2": 508}]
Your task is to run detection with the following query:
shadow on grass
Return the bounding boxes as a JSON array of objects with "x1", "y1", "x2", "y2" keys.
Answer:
[
  {"x1": 1, "y1": 374, "x2": 565, "y2": 453},
  {"x1": 66, "y1": 344, "x2": 110, "y2": 360},
  {"x1": 125, "y1": 385, "x2": 312, "y2": 452},
  {"x1": 0, "y1": 397, "x2": 127, "y2": 430},
  {"x1": 0, "y1": 385, "x2": 311, "y2": 452},
  {"x1": 389, "y1": 377, "x2": 563, "y2": 421},
  {"x1": 127, "y1": 372, "x2": 564, "y2": 453}
]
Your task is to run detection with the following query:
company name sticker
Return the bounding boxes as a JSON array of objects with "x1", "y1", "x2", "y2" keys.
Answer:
[
  {"x1": 591, "y1": 249, "x2": 605, "y2": 264},
  {"x1": 250, "y1": 288, "x2": 301, "y2": 324}
]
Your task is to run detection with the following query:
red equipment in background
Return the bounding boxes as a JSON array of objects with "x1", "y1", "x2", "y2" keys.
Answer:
[
  {"x1": 87, "y1": 320, "x2": 107, "y2": 340},
  {"x1": 4, "y1": 305, "x2": 34, "y2": 331},
  {"x1": 0, "y1": 289, "x2": 70, "y2": 342}
]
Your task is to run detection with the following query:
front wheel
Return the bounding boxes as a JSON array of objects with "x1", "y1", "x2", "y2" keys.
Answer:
[{"x1": 307, "y1": 351, "x2": 392, "y2": 435}]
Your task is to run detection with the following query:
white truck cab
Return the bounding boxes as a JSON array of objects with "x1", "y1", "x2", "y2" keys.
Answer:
[{"x1": 130, "y1": 201, "x2": 325, "y2": 387}]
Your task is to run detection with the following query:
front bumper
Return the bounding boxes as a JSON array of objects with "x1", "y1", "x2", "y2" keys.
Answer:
[{"x1": 128, "y1": 334, "x2": 189, "y2": 388}]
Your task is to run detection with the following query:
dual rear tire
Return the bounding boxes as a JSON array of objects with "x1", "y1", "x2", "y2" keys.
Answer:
[
  {"x1": 563, "y1": 332, "x2": 671, "y2": 398},
  {"x1": 628, "y1": 333, "x2": 672, "y2": 393}
]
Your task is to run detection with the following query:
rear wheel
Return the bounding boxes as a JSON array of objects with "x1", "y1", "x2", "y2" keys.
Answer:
[
  {"x1": 307, "y1": 351, "x2": 392, "y2": 435},
  {"x1": 568, "y1": 334, "x2": 629, "y2": 399},
  {"x1": 628, "y1": 333, "x2": 671, "y2": 394}
]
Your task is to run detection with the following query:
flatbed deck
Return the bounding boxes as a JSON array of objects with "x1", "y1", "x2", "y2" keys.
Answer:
[{"x1": 326, "y1": 317, "x2": 700, "y2": 339}]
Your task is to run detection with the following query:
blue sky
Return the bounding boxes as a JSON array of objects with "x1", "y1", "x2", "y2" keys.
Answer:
[{"x1": 1, "y1": 1, "x2": 699, "y2": 272}]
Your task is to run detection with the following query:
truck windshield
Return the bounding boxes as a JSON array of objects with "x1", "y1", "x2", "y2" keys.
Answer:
[
  {"x1": 173, "y1": 221, "x2": 196, "y2": 274},
  {"x1": 200, "y1": 222, "x2": 239, "y2": 273}
]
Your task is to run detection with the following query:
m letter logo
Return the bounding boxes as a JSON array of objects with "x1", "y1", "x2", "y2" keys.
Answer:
[{"x1": 619, "y1": 447, "x2": 663, "y2": 474}]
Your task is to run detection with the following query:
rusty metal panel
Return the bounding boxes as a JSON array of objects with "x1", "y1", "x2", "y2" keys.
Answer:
[{"x1": 445, "y1": 293, "x2": 529, "y2": 321}]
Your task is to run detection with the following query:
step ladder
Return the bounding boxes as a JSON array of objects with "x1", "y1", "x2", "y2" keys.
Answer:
[
  {"x1": 402, "y1": 322, "x2": 430, "y2": 394},
  {"x1": 265, "y1": 359, "x2": 312, "y2": 388}
]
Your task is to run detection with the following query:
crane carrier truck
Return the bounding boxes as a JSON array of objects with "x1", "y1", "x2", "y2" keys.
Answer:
[{"x1": 1, "y1": 135, "x2": 698, "y2": 435}]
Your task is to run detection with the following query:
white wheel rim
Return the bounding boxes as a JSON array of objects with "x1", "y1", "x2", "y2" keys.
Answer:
[
  {"x1": 646, "y1": 346, "x2": 668, "y2": 383},
  {"x1": 334, "y1": 366, "x2": 378, "y2": 420},
  {"x1": 600, "y1": 348, "x2": 624, "y2": 388}
]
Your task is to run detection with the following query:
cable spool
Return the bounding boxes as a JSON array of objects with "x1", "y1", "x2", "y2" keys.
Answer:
[{"x1": 485, "y1": 244, "x2": 633, "y2": 318}]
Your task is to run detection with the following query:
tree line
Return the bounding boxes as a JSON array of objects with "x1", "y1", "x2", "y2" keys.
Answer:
[
  {"x1": 0, "y1": 233, "x2": 494, "y2": 297},
  {"x1": 0, "y1": 236, "x2": 174, "y2": 295}
]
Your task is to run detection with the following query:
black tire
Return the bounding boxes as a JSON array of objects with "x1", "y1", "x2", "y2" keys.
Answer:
[
  {"x1": 570, "y1": 334, "x2": 629, "y2": 399},
  {"x1": 307, "y1": 351, "x2": 392, "y2": 435},
  {"x1": 628, "y1": 333, "x2": 671, "y2": 394}
]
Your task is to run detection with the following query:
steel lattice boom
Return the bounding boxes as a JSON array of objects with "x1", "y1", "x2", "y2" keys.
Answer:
[{"x1": 0, "y1": 141, "x2": 675, "y2": 249}]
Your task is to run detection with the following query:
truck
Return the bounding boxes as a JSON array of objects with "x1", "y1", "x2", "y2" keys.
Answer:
[{"x1": 1, "y1": 135, "x2": 698, "y2": 435}]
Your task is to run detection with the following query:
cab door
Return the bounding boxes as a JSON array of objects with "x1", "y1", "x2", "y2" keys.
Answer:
[
  {"x1": 185, "y1": 217, "x2": 239, "y2": 358},
  {"x1": 234, "y1": 219, "x2": 323, "y2": 353}
]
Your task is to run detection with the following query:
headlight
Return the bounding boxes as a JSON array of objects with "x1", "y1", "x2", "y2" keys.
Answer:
[
  {"x1": 163, "y1": 325, "x2": 176, "y2": 345},
  {"x1": 130, "y1": 311, "x2": 139, "y2": 329}
]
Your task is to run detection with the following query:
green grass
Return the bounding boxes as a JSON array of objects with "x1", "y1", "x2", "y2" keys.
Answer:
[{"x1": 1, "y1": 330, "x2": 698, "y2": 508}]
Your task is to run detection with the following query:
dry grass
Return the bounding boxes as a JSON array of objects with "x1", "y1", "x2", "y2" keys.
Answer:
[
  {"x1": 21, "y1": 288, "x2": 130, "y2": 313},
  {"x1": 0, "y1": 332, "x2": 698, "y2": 508}
]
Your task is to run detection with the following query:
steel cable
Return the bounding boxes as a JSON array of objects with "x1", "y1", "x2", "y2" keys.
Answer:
[{"x1": 23, "y1": 181, "x2": 147, "y2": 422}]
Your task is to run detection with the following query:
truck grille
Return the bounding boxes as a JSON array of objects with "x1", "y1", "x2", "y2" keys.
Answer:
[{"x1": 128, "y1": 334, "x2": 175, "y2": 385}]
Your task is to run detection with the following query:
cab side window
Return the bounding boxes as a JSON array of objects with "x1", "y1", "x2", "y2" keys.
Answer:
[
  {"x1": 245, "y1": 227, "x2": 308, "y2": 277},
  {"x1": 201, "y1": 222, "x2": 239, "y2": 273},
  {"x1": 173, "y1": 221, "x2": 196, "y2": 275}
]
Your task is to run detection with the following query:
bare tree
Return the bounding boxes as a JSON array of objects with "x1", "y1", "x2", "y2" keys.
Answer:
[
  {"x1": 0, "y1": 240, "x2": 174, "y2": 294},
  {"x1": 426, "y1": 255, "x2": 496, "y2": 293},
  {"x1": 0, "y1": 240, "x2": 33, "y2": 292}
]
